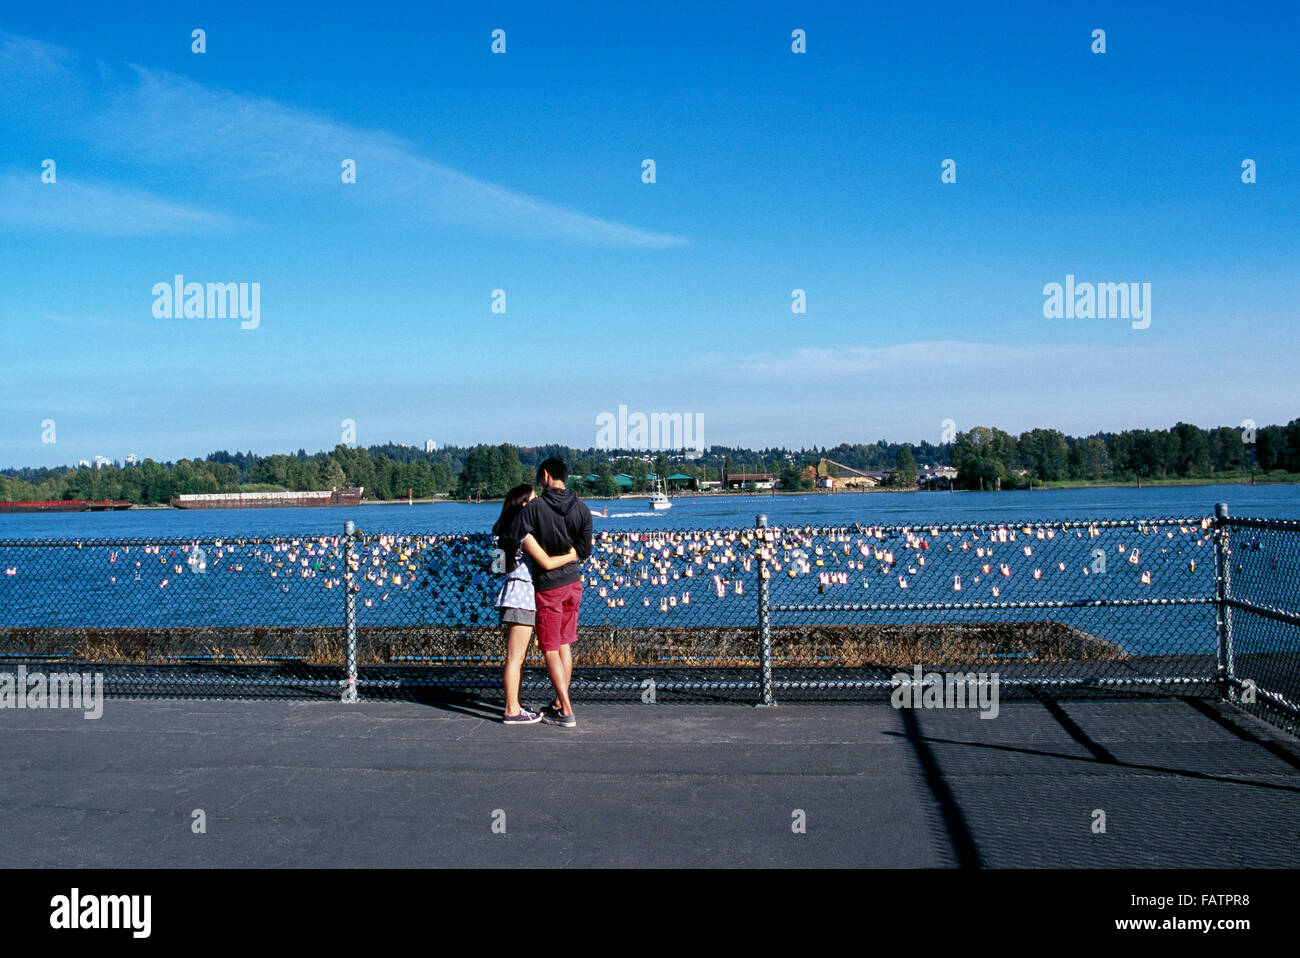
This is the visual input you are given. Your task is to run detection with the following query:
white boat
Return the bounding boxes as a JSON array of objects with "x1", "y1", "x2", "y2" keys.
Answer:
[{"x1": 648, "y1": 479, "x2": 672, "y2": 511}]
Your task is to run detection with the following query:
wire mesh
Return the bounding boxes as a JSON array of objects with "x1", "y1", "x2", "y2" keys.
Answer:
[
  {"x1": 0, "y1": 534, "x2": 352, "y2": 699},
  {"x1": 758, "y1": 518, "x2": 1219, "y2": 700},
  {"x1": 1222, "y1": 517, "x2": 1300, "y2": 734},
  {"x1": 0, "y1": 514, "x2": 1293, "y2": 724}
]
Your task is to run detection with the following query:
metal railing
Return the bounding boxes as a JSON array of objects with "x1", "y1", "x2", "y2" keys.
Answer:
[{"x1": 0, "y1": 504, "x2": 1295, "y2": 728}]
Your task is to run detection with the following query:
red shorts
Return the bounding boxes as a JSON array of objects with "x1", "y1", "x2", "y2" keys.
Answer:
[{"x1": 534, "y1": 580, "x2": 582, "y2": 652}]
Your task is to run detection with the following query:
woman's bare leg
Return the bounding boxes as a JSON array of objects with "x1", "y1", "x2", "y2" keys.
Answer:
[{"x1": 502, "y1": 624, "x2": 532, "y2": 715}]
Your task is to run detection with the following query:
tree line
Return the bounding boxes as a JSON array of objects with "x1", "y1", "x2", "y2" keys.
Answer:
[
  {"x1": 1, "y1": 418, "x2": 1296, "y2": 503},
  {"x1": 948, "y1": 421, "x2": 1300, "y2": 489}
]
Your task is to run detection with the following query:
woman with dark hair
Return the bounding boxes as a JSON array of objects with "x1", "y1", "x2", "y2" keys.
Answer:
[{"x1": 492, "y1": 483, "x2": 578, "y2": 722}]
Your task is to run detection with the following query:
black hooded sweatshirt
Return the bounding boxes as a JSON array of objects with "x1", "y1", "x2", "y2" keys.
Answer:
[{"x1": 508, "y1": 485, "x2": 593, "y2": 592}]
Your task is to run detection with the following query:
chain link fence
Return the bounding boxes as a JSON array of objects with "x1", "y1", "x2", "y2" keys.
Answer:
[
  {"x1": 755, "y1": 513, "x2": 1220, "y2": 703},
  {"x1": 0, "y1": 506, "x2": 1295, "y2": 728},
  {"x1": 1219, "y1": 515, "x2": 1300, "y2": 735}
]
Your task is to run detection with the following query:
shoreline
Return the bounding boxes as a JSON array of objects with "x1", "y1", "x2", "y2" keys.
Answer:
[{"x1": 5, "y1": 475, "x2": 1296, "y2": 512}]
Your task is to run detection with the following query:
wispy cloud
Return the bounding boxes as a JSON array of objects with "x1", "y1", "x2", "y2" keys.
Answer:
[
  {"x1": 722, "y1": 340, "x2": 1157, "y2": 379},
  {"x1": 0, "y1": 173, "x2": 247, "y2": 236},
  {"x1": 0, "y1": 30, "x2": 686, "y2": 248},
  {"x1": 0, "y1": 30, "x2": 73, "y2": 84}
]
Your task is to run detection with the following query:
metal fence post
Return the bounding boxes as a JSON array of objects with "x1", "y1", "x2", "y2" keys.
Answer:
[
  {"x1": 756, "y1": 514, "x2": 775, "y2": 707},
  {"x1": 342, "y1": 520, "x2": 359, "y2": 703},
  {"x1": 1213, "y1": 502, "x2": 1234, "y2": 701}
]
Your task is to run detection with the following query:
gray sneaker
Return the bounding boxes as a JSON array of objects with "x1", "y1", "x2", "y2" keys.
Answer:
[
  {"x1": 542, "y1": 710, "x2": 576, "y2": 728},
  {"x1": 503, "y1": 706, "x2": 543, "y2": 725}
]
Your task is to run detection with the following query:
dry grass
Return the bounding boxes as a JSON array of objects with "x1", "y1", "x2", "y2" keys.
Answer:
[{"x1": 2, "y1": 621, "x2": 1121, "y2": 667}]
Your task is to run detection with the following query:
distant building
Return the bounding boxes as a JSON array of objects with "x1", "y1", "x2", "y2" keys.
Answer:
[
  {"x1": 77, "y1": 459, "x2": 90, "y2": 468},
  {"x1": 93, "y1": 456, "x2": 111, "y2": 469},
  {"x1": 919, "y1": 465, "x2": 959, "y2": 490},
  {"x1": 816, "y1": 458, "x2": 878, "y2": 489},
  {"x1": 125, "y1": 454, "x2": 139, "y2": 465},
  {"x1": 425, "y1": 440, "x2": 437, "y2": 453},
  {"x1": 725, "y1": 473, "x2": 776, "y2": 490}
]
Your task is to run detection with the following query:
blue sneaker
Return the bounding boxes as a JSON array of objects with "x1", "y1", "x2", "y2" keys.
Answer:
[
  {"x1": 503, "y1": 707, "x2": 543, "y2": 725},
  {"x1": 542, "y1": 710, "x2": 576, "y2": 728}
]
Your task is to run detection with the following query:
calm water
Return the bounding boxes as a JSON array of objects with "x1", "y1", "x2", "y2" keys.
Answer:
[{"x1": 0, "y1": 483, "x2": 1296, "y2": 541}]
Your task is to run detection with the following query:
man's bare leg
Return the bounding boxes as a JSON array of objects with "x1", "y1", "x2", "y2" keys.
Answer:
[
  {"x1": 502, "y1": 624, "x2": 532, "y2": 716},
  {"x1": 560, "y1": 643, "x2": 573, "y2": 705},
  {"x1": 548, "y1": 645, "x2": 574, "y2": 711},
  {"x1": 543, "y1": 648, "x2": 573, "y2": 715}
]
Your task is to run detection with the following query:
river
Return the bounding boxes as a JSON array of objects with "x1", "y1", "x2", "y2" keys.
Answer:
[{"x1": 1, "y1": 483, "x2": 1296, "y2": 541}]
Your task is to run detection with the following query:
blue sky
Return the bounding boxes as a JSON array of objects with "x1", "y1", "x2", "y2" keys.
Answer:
[{"x1": 1, "y1": 1, "x2": 1297, "y2": 468}]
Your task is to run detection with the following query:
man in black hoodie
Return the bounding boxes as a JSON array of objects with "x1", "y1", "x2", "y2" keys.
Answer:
[{"x1": 509, "y1": 457, "x2": 592, "y2": 727}]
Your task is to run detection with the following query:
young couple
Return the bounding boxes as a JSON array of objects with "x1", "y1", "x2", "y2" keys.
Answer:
[{"x1": 491, "y1": 457, "x2": 593, "y2": 727}]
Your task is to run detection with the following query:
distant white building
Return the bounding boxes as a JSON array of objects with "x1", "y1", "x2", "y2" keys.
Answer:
[
  {"x1": 125, "y1": 454, "x2": 139, "y2": 465},
  {"x1": 425, "y1": 440, "x2": 437, "y2": 453},
  {"x1": 920, "y1": 465, "x2": 958, "y2": 480},
  {"x1": 77, "y1": 459, "x2": 91, "y2": 468},
  {"x1": 93, "y1": 455, "x2": 111, "y2": 469}
]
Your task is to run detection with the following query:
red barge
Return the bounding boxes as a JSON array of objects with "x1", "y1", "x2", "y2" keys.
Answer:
[
  {"x1": 0, "y1": 499, "x2": 132, "y2": 514},
  {"x1": 169, "y1": 487, "x2": 364, "y2": 509}
]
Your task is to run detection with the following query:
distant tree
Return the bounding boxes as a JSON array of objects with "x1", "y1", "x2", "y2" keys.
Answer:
[
  {"x1": 1069, "y1": 436, "x2": 1112, "y2": 481},
  {"x1": 292, "y1": 459, "x2": 322, "y2": 491},
  {"x1": 430, "y1": 461, "x2": 453, "y2": 494},
  {"x1": 1208, "y1": 427, "x2": 1249, "y2": 473},
  {"x1": 893, "y1": 445, "x2": 919, "y2": 488},
  {"x1": 595, "y1": 462, "x2": 619, "y2": 498},
  {"x1": 630, "y1": 460, "x2": 649, "y2": 492},
  {"x1": 1256, "y1": 425, "x2": 1287, "y2": 472},
  {"x1": 1167, "y1": 422, "x2": 1210, "y2": 477},
  {"x1": 457, "y1": 447, "x2": 493, "y2": 498},
  {"x1": 1019, "y1": 429, "x2": 1069, "y2": 482},
  {"x1": 1285, "y1": 418, "x2": 1300, "y2": 473},
  {"x1": 957, "y1": 456, "x2": 1009, "y2": 491},
  {"x1": 322, "y1": 459, "x2": 347, "y2": 490},
  {"x1": 778, "y1": 463, "x2": 803, "y2": 492}
]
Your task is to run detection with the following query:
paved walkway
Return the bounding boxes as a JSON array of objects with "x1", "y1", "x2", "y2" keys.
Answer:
[{"x1": 2, "y1": 695, "x2": 1297, "y2": 867}]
